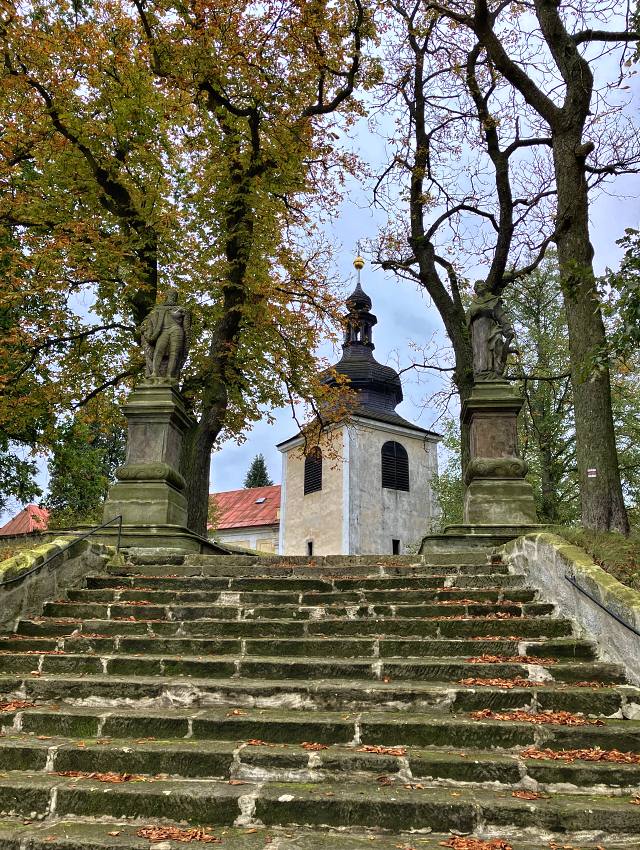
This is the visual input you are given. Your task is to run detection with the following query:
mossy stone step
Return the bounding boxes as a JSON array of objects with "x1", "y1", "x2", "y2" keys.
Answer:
[
  {"x1": 9, "y1": 706, "x2": 640, "y2": 751},
  {"x1": 5, "y1": 820, "x2": 615, "y2": 850},
  {"x1": 66, "y1": 587, "x2": 536, "y2": 605},
  {"x1": 106, "y1": 561, "x2": 491, "y2": 578},
  {"x1": 0, "y1": 634, "x2": 595, "y2": 660},
  {"x1": 1, "y1": 672, "x2": 634, "y2": 715},
  {"x1": 15, "y1": 614, "x2": 578, "y2": 639},
  {"x1": 87, "y1": 562, "x2": 512, "y2": 589},
  {"x1": 0, "y1": 773, "x2": 639, "y2": 834},
  {"x1": 3, "y1": 734, "x2": 640, "y2": 791},
  {"x1": 0, "y1": 651, "x2": 622, "y2": 684},
  {"x1": 41, "y1": 600, "x2": 555, "y2": 622}
]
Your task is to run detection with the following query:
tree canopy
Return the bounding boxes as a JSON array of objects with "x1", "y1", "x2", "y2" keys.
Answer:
[
  {"x1": 373, "y1": 0, "x2": 639, "y2": 531},
  {"x1": 0, "y1": 0, "x2": 374, "y2": 531},
  {"x1": 0, "y1": 0, "x2": 637, "y2": 533}
]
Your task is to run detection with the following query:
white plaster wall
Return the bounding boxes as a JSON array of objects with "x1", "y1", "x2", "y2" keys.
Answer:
[
  {"x1": 348, "y1": 420, "x2": 438, "y2": 554},
  {"x1": 212, "y1": 525, "x2": 279, "y2": 553},
  {"x1": 280, "y1": 429, "x2": 345, "y2": 555}
]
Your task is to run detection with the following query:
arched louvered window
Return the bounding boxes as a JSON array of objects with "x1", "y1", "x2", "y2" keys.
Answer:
[
  {"x1": 304, "y1": 447, "x2": 323, "y2": 495},
  {"x1": 381, "y1": 441, "x2": 409, "y2": 491}
]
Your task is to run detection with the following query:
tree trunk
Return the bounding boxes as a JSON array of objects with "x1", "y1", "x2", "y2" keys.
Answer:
[
  {"x1": 453, "y1": 345, "x2": 474, "y2": 478},
  {"x1": 552, "y1": 131, "x2": 629, "y2": 533},
  {"x1": 181, "y1": 419, "x2": 218, "y2": 539},
  {"x1": 180, "y1": 150, "x2": 257, "y2": 535}
]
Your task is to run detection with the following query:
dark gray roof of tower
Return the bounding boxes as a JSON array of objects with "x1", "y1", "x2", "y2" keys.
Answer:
[
  {"x1": 346, "y1": 278, "x2": 372, "y2": 311},
  {"x1": 323, "y1": 270, "x2": 402, "y2": 407},
  {"x1": 352, "y1": 406, "x2": 441, "y2": 437},
  {"x1": 325, "y1": 347, "x2": 403, "y2": 406}
]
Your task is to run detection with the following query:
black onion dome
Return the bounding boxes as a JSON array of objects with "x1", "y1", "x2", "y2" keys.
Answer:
[
  {"x1": 346, "y1": 279, "x2": 372, "y2": 311},
  {"x1": 327, "y1": 347, "x2": 403, "y2": 410},
  {"x1": 322, "y1": 262, "x2": 403, "y2": 411}
]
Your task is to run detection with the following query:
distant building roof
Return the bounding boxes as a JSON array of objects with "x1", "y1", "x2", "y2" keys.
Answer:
[
  {"x1": 0, "y1": 504, "x2": 50, "y2": 536},
  {"x1": 210, "y1": 485, "x2": 281, "y2": 530}
]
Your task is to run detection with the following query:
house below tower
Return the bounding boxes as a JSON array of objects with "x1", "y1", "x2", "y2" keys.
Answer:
[{"x1": 208, "y1": 485, "x2": 280, "y2": 553}]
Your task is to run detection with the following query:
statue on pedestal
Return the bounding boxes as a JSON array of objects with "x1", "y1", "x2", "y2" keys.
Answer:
[
  {"x1": 140, "y1": 291, "x2": 191, "y2": 380},
  {"x1": 467, "y1": 280, "x2": 516, "y2": 380}
]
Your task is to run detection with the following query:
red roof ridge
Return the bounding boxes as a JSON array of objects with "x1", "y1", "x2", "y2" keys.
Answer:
[
  {"x1": 209, "y1": 485, "x2": 281, "y2": 530},
  {"x1": 0, "y1": 504, "x2": 50, "y2": 536}
]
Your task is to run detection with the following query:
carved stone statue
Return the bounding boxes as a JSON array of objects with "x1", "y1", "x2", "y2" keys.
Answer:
[
  {"x1": 467, "y1": 280, "x2": 516, "y2": 379},
  {"x1": 140, "y1": 291, "x2": 191, "y2": 380}
]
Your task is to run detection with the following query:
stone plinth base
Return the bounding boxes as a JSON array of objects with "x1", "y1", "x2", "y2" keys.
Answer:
[
  {"x1": 462, "y1": 379, "x2": 537, "y2": 527},
  {"x1": 103, "y1": 380, "x2": 194, "y2": 529},
  {"x1": 464, "y1": 478, "x2": 538, "y2": 526},
  {"x1": 93, "y1": 523, "x2": 226, "y2": 554},
  {"x1": 103, "y1": 480, "x2": 188, "y2": 528},
  {"x1": 444, "y1": 523, "x2": 547, "y2": 537},
  {"x1": 419, "y1": 524, "x2": 548, "y2": 555}
]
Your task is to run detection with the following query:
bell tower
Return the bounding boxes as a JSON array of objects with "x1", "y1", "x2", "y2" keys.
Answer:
[{"x1": 277, "y1": 254, "x2": 440, "y2": 555}]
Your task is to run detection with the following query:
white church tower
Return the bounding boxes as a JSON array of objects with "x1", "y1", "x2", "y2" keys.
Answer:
[{"x1": 277, "y1": 256, "x2": 440, "y2": 556}]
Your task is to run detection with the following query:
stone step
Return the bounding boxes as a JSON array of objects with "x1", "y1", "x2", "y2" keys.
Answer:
[
  {"x1": 40, "y1": 600, "x2": 555, "y2": 621},
  {"x1": 16, "y1": 614, "x2": 576, "y2": 639},
  {"x1": 7, "y1": 705, "x2": 640, "y2": 751},
  {"x1": 179, "y1": 552, "x2": 496, "y2": 567},
  {"x1": 1, "y1": 821, "x2": 610, "y2": 850},
  {"x1": 0, "y1": 634, "x2": 597, "y2": 660},
  {"x1": 1, "y1": 673, "x2": 635, "y2": 714},
  {"x1": 88, "y1": 562, "x2": 512, "y2": 588},
  {"x1": 0, "y1": 650, "x2": 621, "y2": 684},
  {"x1": 67, "y1": 586, "x2": 536, "y2": 605},
  {"x1": 107, "y1": 560, "x2": 493, "y2": 578},
  {"x1": 92, "y1": 570, "x2": 524, "y2": 594},
  {"x1": 2, "y1": 734, "x2": 640, "y2": 791},
  {"x1": 0, "y1": 772, "x2": 639, "y2": 834}
]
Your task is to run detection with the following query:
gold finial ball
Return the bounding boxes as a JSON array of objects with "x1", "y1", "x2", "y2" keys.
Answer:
[{"x1": 354, "y1": 255, "x2": 365, "y2": 271}]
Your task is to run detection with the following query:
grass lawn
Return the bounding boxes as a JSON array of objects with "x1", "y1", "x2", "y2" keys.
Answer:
[{"x1": 553, "y1": 527, "x2": 640, "y2": 591}]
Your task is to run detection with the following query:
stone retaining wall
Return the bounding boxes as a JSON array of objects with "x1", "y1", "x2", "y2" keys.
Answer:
[
  {"x1": 0, "y1": 537, "x2": 110, "y2": 631},
  {"x1": 502, "y1": 532, "x2": 640, "y2": 685}
]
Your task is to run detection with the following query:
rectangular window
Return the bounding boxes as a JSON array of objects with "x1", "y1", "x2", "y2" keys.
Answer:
[
  {"x1": 381, "y1": 441, "x2": 410, "y2": 491},
  {"x1": 304, "y1": 448, "x2": 323, "y2": 495},
  {"x1": 392, "y1": 539, "x2": 400, "y2": 555},
  {"x1": 307, "y1": 541, "x2": 314, "y2": 557}
]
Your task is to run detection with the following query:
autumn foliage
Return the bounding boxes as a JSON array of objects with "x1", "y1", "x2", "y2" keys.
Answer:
[{"x1": 0, "y1": 0, "x2": 376, "y2": 530}]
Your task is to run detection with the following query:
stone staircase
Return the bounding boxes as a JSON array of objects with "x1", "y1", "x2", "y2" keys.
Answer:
[{"x1": 0, "y1": 549, "x2": 639, "y2": 849}]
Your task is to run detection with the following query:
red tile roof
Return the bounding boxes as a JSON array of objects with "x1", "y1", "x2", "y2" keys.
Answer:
[
  {"x1": 210, "y1": 485, "x2": 281, "y2": 530},
  {"x1": 0, "y1": 504, "x2": 50, "y2": 536}
]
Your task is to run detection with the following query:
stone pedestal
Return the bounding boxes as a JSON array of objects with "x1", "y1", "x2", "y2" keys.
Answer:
[
  {"x1": 462, "y1": 380, "x2": 537, "y2": 527},
  {"x1": 103, "y1": 381, "x2": 192, "y2": 527},
  {"x1": 101, "y1": 381, "x2": 220, "y2": 552}
]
